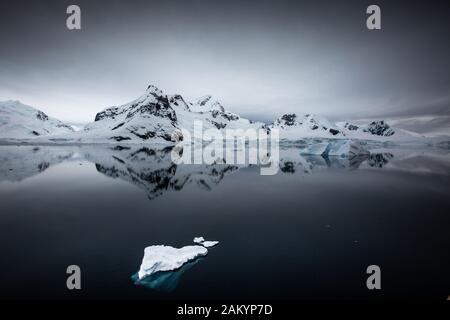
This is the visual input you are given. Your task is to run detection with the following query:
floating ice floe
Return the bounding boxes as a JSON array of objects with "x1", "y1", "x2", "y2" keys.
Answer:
[
  {"x1": 300, "y1": 139, "x2": 369, "y2": 158},
  {"x1": 134, "y1": 238, "x2": 220, "y2": 291},
  {"x1": 137, "y1": 245, "x2": 208, "y2": 280},
  {"x1": 193, "y1": 236, "x2": 219, "y2": 248},
  {"x1": 193, "y1": 236, "x2": 205, "y2": 244}
]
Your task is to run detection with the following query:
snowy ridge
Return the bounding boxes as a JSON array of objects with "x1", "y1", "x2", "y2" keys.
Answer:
[
  {"x1": 0, "y1": 100, "x2": 74, "y2": 139},
  {"x1": 270, "y1": 113, "x2": 427, "y2": 142},
  {"x1": 270, "y1": 113, "x2": 344, "y2": 139},
  {"x1": 335, "y1": 120, "x2": 425, "y2": 141}
]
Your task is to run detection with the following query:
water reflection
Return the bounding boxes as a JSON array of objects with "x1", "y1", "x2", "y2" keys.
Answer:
[
  {"x1": 367, "y1": 153, "x2": 394, "y2": 168},
  {"x1": 131, "y1": 258, "x2": 204, "y2": 292},
  {"x1": 0, "y1": 144, "x2": 397, "y2": 200},
  {"x1": 85, "y1": 146, "x2": 240, "y2": 199},
  {"x1": 0, "y1": 146, "x2": 74, "y2": 182}
]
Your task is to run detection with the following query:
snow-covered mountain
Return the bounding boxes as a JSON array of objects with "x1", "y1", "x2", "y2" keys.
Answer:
[
  {"x1": 270, "y1": 113, "x2": 345, "y2": 139},
  {"x1": 335, "y1": 120, "x2": 424, "y2": 141},
  {"x1": 0, "y1": 100, "x2": 74, "y2": 139},
  {"x1": 269, "y1": 112, "x2": 425, "y2": 141},
  {"x1": 60, "y1": 85, "x2": 265, "y2": 144}
]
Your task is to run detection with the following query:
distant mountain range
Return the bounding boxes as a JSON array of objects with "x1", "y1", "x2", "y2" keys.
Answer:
[{"x1": 0, "y1": 85, "x2": 437, "y2": 143}]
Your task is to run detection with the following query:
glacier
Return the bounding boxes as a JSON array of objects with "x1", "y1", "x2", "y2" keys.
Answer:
[{"x1": 300, "y1": 139, "x2": 370, "y2": 157}]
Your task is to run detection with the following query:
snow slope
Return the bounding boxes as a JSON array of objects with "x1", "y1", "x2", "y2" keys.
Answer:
[{"x1": 0, "y1": 100, "x2": 74, "y2": 139}]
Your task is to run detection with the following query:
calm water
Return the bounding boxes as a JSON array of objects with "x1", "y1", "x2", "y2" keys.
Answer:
[{"x1": 0, "y1": 144, "x2": 449, "y2": 299}]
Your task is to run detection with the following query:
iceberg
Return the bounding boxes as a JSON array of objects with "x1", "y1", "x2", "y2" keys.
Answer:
[
  {"x1": 193, "y1": 237, "x2": 205, "y2": 244},
  {"x1": 326, "y1": 139, "x2": 369, "y2": 157},
  {"x1": 137, "y1": 245, "x2": 208, "y2": 280},
  {"x1": 299, "y1": 142, "x2": 329, "y2": 156},
  {"x1": 202, "y1": 241, "x2": 219, "y2": 248},
  {"x1": 300, "y1": 139, "x2": 369, "y2": 158},
  {"x1": 134, "y1": 239, "x2": 220, "y2": 291},
  {"x1": 193, "y1": 236, "x2": 219, "y2": 248}
]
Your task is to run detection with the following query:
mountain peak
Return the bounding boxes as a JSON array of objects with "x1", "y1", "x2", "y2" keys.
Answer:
[
  {"x1": 272, "y1": 112, "x2": 343, "y2": 137},
  {"x1": 196, "y1": 95, "x2": 212, "y2": 106},
  {"x1": 279, "y1": 113, "x2": 297, "y2": 126},
  {"x1": 364, "y1": 120, "x2": 395, "y2": 136},
  {"x1": 190, "y1": 95, "x2": 225, "y2": 113},
  {"x1": 146, "y1": 85, "x2": 163, "y2": 96}
]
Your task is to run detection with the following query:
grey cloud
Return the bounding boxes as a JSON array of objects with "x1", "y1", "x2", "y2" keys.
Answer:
[{"x1": 0, "y1": 0, "x2": 449, "y2": 127}]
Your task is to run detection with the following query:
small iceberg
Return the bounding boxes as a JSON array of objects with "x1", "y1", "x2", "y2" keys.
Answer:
[
  {"x1": 137, "y1": 245, "x2": 208, "y2": 280},
  {"x1": 193, "y1": 236, "x2": 205, "y2": 244},
  {"x1": 133, "y1": 238, "x2": 219, "y2": 291},
  {"x1": 193, "y1": 236, "x2": 219, "y2": 248}
]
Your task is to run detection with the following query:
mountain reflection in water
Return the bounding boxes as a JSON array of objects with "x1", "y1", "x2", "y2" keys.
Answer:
[{"x1": 0, "y1": 144, "x2": 396, "y2": 200}]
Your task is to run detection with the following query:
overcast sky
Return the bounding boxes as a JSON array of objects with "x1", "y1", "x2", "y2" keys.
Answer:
[{"x1": 0, "y1": 0, "x2": 449, "y2": 124}]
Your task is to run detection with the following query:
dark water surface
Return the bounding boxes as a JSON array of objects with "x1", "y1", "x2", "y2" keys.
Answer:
[{"x1": 0, "y1": 145, "x2": 449, "y2": 299}]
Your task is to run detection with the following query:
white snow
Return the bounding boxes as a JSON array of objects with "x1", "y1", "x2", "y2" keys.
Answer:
[
  {"x1": 193, "y1": 237, "x2": 219, "y2": 248},
  {"x1": 202, "y1": 241, "x2": 219, "y2": 248},
  {"x1": 193, "y1": 237, "x2": 205, "y2": 244},
  {"x1": 137, "y1": 245, "x2": 208, "y2": 280}
]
